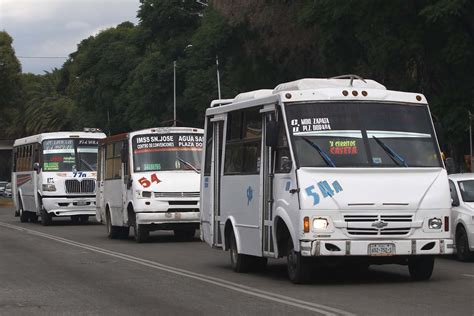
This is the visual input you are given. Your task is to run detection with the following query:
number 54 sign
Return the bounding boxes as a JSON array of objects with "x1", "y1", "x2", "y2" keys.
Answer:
[{"x1": 138, "y1": 173, "x2": 161, "y2": 188}]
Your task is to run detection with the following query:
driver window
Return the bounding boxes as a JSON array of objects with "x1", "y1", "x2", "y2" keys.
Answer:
[{"x1": 275, "y1": 113, "x2": 292, "y2": 173}]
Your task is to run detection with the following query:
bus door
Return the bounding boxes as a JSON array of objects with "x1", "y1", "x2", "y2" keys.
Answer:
[
  {"x1": 97, "y1": 145, "x2": 106, "y2": 221},
  {"x1": 211, "y1": 118, "x2": 225, "y2": 247},
  {"x1": 261, "y1": 106, "x2": 277, "y2": 257}
]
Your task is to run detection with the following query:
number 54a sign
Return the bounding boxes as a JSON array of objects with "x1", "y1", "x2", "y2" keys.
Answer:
[{"x1": 138, "y1": 173, "x2": 161, "y2": 188}]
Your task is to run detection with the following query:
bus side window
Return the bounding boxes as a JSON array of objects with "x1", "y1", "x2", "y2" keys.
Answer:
[
  {"x1": 275, "y1": 116, "x2": 292, "y2": 173},
  {"x1": 105, "y1": 143, "x2": 114, "y2": 179},
  {"x1": 224, "y1": 108, "x2": 262, "y2": 175},
  {"x1": 97, "y1": 145, "x2": 103, "y2": 182},
  {"x1": 204, "y1": 118, "x2": 213, "y2": 177},
  {"x1": 12, "y1": 148, "x2": 17, "y2": 172},
  {"x1": 113, "y1": 143, "x2": 122, "y2": 178},
  {"x1": 122, "y1": 141, "x2": 129, "y2": 177}
]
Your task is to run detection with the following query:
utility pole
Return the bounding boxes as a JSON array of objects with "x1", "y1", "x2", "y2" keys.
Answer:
[
  {"x1": 216, "y1": 55, "x2": 221, "y2": 99},
  {"x1": 173, "y1": 60, "x2": 177, "y2": 127}
]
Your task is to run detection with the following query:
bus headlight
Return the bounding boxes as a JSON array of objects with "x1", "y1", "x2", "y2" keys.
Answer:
[
  {"x1": 42, "y1": 184, "x2": 56, "y2": 191},
  {"x1": 136, "y1": 190, "x2": 152, "y2": 199},
  {"x1": 428, "y1": 217, "x2": 442, "y2": 229},
  {"x1": 313, "y1": 218, "x2": 329, "y2": 230}
]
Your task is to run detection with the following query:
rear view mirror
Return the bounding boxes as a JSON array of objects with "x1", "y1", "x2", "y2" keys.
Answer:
[
  {"x1": 266, "y1": 121, "x2": 278, "y2": 147},
  {"x1": 451, "y1": 198, "x2": 460, "y2": 207},
  {"x1": 33, "y1": 162, "x2": 41, "y2": 173},
  {"x1": 121, "y1": 144, "x2": 128, "y2": 163},
  {"x1": 445, "y1": 157, "x2": 455, "y2": 174}
]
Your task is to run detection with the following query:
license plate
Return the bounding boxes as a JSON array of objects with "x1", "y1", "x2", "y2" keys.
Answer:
[
  {"x1": 368, "y1": 243, "x2": 395, "y2": 256},
  {"x1": 75, "y1": 201, "x2": 87, "y2": 206}
]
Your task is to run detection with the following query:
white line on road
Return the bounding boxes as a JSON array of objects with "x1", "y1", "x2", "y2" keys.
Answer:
[
  {"x1": 462, "y1": 274, "x2": 474, "y2": 278},
  {"x1": 0, "y1": 222, "x2": 354, "y2": 316}
]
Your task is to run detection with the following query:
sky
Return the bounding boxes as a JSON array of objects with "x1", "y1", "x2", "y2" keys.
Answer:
[{"x1": 0, "y1": 0, "x2": 140, "y2": 74}]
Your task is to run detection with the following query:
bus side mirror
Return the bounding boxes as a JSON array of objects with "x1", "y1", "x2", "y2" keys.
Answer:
[
  {"x1": 445, "y1": 157, "x2": 455, "y2": 174},
  {"x1": 266, "y1": 121, "x2": 278, "y2": 148},
  {"x1": 451, "y1": 198, "x2": 460, "y2": 207},
  {"x1": 33, "y1": 162, "x2": 41, "y2": 173}
]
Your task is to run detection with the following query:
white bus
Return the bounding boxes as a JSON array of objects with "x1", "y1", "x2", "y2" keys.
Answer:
[
  {"x1": 96, "y1": 127, "x2": 203, "y2": 243},
  {"x1": 12, "y1": 129, "x2": 106, "y2": 225},
  {"x1": 200, "y1": 76, "x2": 454, "y2": 283}
]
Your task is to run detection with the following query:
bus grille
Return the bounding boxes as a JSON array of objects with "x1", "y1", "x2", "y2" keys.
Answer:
[
  {"x1": 344, "y1": 214, "x2": 413, "y2": 236},
  {"x1": 154, "y1": 192, "x2": 200, "y2": 198},
  {"x1": 65, "y1": 179, "x2": 96, "y2": 194}
]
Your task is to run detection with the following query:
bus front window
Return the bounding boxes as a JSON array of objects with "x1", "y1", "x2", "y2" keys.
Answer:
[
  {"x1": 42, "y1": 139, "x2": 99, "y2": 172},
  {"x1": 285, "y1": 102, "x2": 442, "y2": 168},
  {"x1": 132, "y1": 133, "x2": 203, "y2": 172}
]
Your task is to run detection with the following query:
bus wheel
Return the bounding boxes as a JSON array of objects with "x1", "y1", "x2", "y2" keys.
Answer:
[
  {"x1": 408, "y1": 256, "x2": 435, "y2": 281},
  {"x1": 456, "y1": 226, "x2": 473, "y2": 262},
  {"x1": 29, "y1": 213, "x2": 38, "y2": 223},
  {"x1": 134, "y1": 223, "x2": 149, "y2": 243},
  {"x1": 106, "y1": 210, "x2": 126, "y2": 239},
  {"x1": 287, "y1": 238, "x2": 310, "y2": 284},
  {"x1": 19, "y1": 200, "x2": 28, "y2": 223},
  {"x1": 40, "y1": 208, "x2": 52, "y2": 226},
  {"x1": 229, "y1": 230, "x2": 252, "y2": 273},
  {"x1": 174, "y1": 228, "x2": 196, "y2": 241}
]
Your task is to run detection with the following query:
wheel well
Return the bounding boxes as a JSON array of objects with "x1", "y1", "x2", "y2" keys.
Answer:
[
  {"x1": 275, "y1": 217, "x2": 291, "y2": 257},
  {"x1": 224, "y1": 220, "x2": 234, "y2": 250}
]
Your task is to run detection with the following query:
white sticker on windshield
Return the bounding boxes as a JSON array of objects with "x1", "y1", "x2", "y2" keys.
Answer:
[{"x1": 291, "y1": 117, "x2": 331, "y2": 133}]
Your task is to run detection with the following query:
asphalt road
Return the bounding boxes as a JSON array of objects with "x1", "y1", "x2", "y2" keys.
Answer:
[{"x1": 0, "y1": 204, "x2": 473, "y2": 316}]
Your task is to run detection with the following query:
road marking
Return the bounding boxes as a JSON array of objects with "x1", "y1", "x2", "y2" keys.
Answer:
[
  {"x1": 462, "y1": 274, "x2": 474, "y2": 278},
  {"x1": 0, "y1": 222, "x2": 354, "y2": 316}
]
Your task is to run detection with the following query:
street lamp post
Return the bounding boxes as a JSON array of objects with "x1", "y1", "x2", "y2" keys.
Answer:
[
  {"x1": 173, "y1": 60, "x2": 177, "y2": 127},
  {"x1": 470, "y1": 111, "x2": 473, "y2": 172},
  {"x1": 216, "y1": 55, "x2": 221, "y2": 99}
]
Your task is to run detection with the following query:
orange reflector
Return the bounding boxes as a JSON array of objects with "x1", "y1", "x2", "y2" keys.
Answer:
[
  {"x1": 304, "y1": 216, "x2": 310, "y2": 233},
  {"x1": 362, "y1": 90, "x2": 368, "y2": 96},
  {"x1": 285, "y1": 93, "x2": 292, "y2": 99},
  {"x1": 444, "y1": 216, "x2": 449, "y2": 232},
  {"x1": 342, "y1": 90, "x2": 349, "y2": 96},
  {"x1": 416, "y1": 95, "x2": 422, "y2": 101}
]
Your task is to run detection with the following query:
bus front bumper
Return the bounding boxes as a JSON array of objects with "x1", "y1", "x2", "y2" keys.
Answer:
[
  {"x1": 300, "y1": 238, "x2": 454, "y2": 257},
  {"x1": 136, "y1": 211, "x2": 200, "y2": 226},
  {"x1": 42, "y1": 196, "x2": 96, "y2": 217}
]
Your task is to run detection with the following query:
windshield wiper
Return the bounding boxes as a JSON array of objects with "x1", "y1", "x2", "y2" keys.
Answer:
[
  {"x1": 176, "y1": 156, "x2": 200, "y2": 174},
  {"x1": 302, "y1": 137, "x2": 336, "y2": 167},
  {"x1": 372, "y1": 136, "x2": 408, "y2": 167}
]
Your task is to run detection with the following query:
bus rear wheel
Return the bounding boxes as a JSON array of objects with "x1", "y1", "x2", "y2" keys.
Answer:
[
  {"x1": 287, "y1": 238, "x2": 310, "y2": 284},
  {"x1": 408, "y1": 256, "x2": 434, "y2": 281},
  {"x1": 106, "y1": 210, "x2": 128, "y2": 239},
  {"x1": 19, "y1": 200, "x2": 28, "y2": 223},
  {"x1": 229, "y1": 230, "x2": 253, "y2": 273}
]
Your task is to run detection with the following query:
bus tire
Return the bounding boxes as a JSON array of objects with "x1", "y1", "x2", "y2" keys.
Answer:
[
  {"x1": 408, "y1": 256, "x2": 434, "y2": 281},
  {"x1": 229, "y1": 229, "x2": 252, "y2": 273},
  {"x1": 134, "y1": 223, "x2": 149, "y2": 243},
  {"x1": 19, "y1": 199, "x2": 28, "y2": 223},
  {"x1": 174, "y1": 228, "x2": 196, "y2": 241},
  {"x1": 287, "y1": 238, "x2": 310, "y2": 284},
  {"x1": 106, "y1": 210, "x2": 125, "y2": 239},
  {"x1": 455, "y1": 226, "x2": 473, "y2": 262},
  {"x1": 40, "y1": 208, "x2": 52, "y2": 226},
  {"x1": 29, "y1": 213, "x2": 38, "y2": 223}
]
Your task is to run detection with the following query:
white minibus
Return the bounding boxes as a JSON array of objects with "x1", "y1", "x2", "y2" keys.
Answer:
[
  {"x1": 12, "y1": 129, "x2": 106, "y2": 225},
  {"x1": 96, "y1": 127, "x2": 203, "y2": 243},
  {"x1": 200, "y1": 76, "x2": 454, "y2": 283}
]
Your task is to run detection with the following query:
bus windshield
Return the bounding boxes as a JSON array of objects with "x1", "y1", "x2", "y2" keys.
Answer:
[
  {"x1": 284, "y1": 102, "x2": 442, "y2": 168},
  {"x1": 132, "y1": 133, "x2": 203, "y2": 172},
  {"x1": 43, "y1": 138, "x2": 99, "y2": 172}
]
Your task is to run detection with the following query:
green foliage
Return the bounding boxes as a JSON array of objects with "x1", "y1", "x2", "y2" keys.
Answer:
[{"x1": 2, "y1": 0, "x2": 473, "y2": 162}]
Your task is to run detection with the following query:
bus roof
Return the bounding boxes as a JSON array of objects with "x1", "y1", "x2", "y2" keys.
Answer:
[
  {"x1": 100, "y1": 127, "x2": 204, "y2": 145},
  {"x1": 13, "y1": 131, "x2": 106, "y2": 147},
  {"x1": 205, "y1": 77, "x2": 428, "y2": 116}
]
